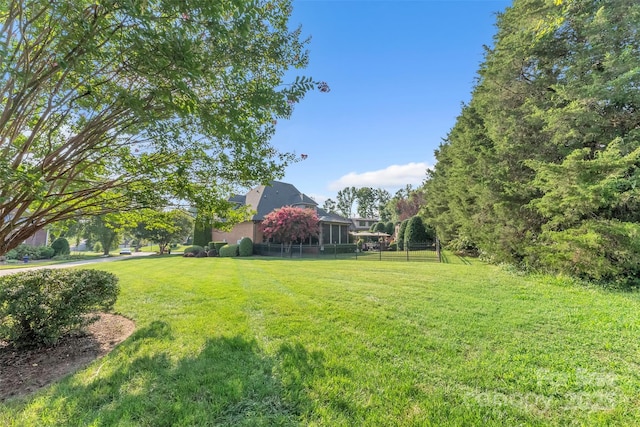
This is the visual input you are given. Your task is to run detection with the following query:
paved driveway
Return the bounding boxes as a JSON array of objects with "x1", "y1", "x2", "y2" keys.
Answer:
[{"x1": 0, "y1": 252, "x2": 154, "y2": 277}]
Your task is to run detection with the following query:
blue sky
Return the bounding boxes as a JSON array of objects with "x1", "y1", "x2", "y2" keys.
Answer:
[{"x1": 271, "y1": 0, "x2": 511, "y2": 205}]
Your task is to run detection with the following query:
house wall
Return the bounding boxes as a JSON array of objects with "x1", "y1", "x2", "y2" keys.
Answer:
[
  {"x1": 211, "y1": 221, "x2": 263, "y2": 244},
  {"x1": 23, "y1": 229, "x2": 48, "y2": 247}
]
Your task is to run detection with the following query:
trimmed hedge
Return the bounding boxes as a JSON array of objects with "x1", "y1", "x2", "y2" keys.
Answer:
[
  {"x1": 239, "y1": 237, "x2": 253, "y2": 257},
  {"x1": 0, "y1": 269, "x2": 120, "y2": 347},
  {"x1": 322, "y1": 244, "x2": 357, "y2": 254},
  {"x1": 219, "y1": 244, "x2": 239, "y2": 257},
  {"x1": 5, "y1": 244, "x2": 54, "y2": 260}
]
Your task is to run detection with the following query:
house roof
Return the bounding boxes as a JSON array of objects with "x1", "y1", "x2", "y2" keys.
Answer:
[
  {"x1": 243, "y1": 181, "x2": 318, "y2": 220},
  {"x1": 316, "y1": 208, "x2": 352, "y2": 225}
]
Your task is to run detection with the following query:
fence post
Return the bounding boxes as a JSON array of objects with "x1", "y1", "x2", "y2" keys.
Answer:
[{"x1": 300, "y1": 242, "x2": 303, "y2": 258}]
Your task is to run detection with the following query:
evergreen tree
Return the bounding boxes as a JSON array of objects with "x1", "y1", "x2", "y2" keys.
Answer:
[
  {"x1": 397, "y1": 219, "x2": 409, "y2": 250},
  {"x1": 404, "y1": 216, "x2": 430, "y2": 250},
  {"x1": 424, "y1": 0, "x2": 640, "y2": 284}
]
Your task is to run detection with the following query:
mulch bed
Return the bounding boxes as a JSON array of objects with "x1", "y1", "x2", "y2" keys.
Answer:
[{"x1": 0, "y1": 313, "x2": 135, "y2": 402}]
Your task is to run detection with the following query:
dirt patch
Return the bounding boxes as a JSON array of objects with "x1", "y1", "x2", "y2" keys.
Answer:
[{"x1": 0, "y1": 313, "x2": 135, "y2": 402}]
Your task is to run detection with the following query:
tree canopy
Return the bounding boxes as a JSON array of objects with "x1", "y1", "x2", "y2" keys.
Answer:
[
  {"x1": 260, "y1": 206, "x2": 319, "y2": 245},
  {"x1": 131, "y1": 209, "x2": 194, "y2": 254},
  {"x1": 325, "y1": 186, "x2": 391, "y2": 219},
  {"x1": 423, "y1": 0, "x2": 640, "y2": 285},
  {"x1": 0, "y1": 0, "x2": 326, "y2": 255}
]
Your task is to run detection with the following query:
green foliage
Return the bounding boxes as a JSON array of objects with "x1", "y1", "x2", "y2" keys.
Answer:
[
  {"x1": 239, "y1": 237, "x2": 253, "y2": 257},
  {"x1": 397, "y1": 219, "x2": 409, "y2": 250},
  {"x1": 93, "y1": 242, "x2": 103, "y2": 253},
  {"x1": 51, "y1": 238, "x2": 70, "y2": 256},
  {"x1": 325, "y1": 244, "x2": 357, "y2": 254},
  {"x1": 374, "y1": 222, "x2": 386, "y2": 233},
  {"x1": 423, "y1": 0, "x2": 640, "y2": 285},
  {"x1": 131, "y1": 209, "x2": 194, "y2": 254},
  {"x1": 531, "y1": 220, "x2": 640, "y2": 287},
  {"x1": 0, "y1": 269, "x2": 119, "y2": 347},
  {"x1": 193, "y1": 219, "x2": 212, "y2": 248},
  {"x1": 37, "y1": 246, "x2": 55, "y2": 259},
  {"x1": 84, "y1": 215, "x2": 124, "y2": 256},
  {"x1": 0, "y1": 0, "x2": 327, "y2": 256},
  {"x1": 404, "y1": 216, "x2": 431, "y2": 249},
  {"x1": 336, "y1": 187, "x2": 358, "y2": 218},
  {"x1": 219, "y1": 244, "x2": 239, "y2": 257},
  {"x1": 385, "y1": 222, "x2": 395, "y2": 236},
  {"x1": 4, "y1": 244, "x2": 53, "y2": 260}
]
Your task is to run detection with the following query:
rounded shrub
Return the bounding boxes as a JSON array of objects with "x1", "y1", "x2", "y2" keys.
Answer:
[
  {"x1": 0, "y1": 269, "x2": 120, "y2": 347},
  {"x1": 219, "y1": 244, "x2": 239, "y2": 257},
  {"x1": 51, "y1": 237, "x2": 70, "y2": 256},
  {"x1": 239, "y1": 237, "x2": 253, "y2": 257},
  {"x1": 37, "y1": 246, "x2": 55, "y2": 259},
  {"x1": 93, "y1": 242, "x2": 103, "y2": 253}
]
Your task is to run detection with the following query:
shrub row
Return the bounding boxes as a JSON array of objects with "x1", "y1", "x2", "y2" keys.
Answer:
[
  {"x1": 322, "y1": 244, "x2": 357, "y2": 254},
  {"x1": 183, "y1": 239, "x2": 254, "y2": 258},
  {"x1": 219, "y1": 244, "x2": 239, "y2": 257},
  {"x1": 5, "y1": 244, "x2": 55, "y2": 261},
  {"x1": 0, "y1": 269, "x2": 120, "y2": 347}
]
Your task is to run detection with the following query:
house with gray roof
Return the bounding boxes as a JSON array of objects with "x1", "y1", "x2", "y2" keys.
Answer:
[{"x1": 211, "y1": 181, "x2": 352, "y2": 246}]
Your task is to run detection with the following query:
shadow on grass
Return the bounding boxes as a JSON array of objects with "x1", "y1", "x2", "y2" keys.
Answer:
[{"x1": 7, "y1": 323, "x2": 325, "y2": 426}]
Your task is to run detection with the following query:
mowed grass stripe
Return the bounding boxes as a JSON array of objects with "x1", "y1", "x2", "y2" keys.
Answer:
[{"x1": 1, "y1": 257, "x2": 640, "y2": 426}]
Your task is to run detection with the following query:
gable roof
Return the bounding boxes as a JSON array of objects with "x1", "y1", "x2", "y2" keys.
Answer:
[{"x1": 244, "y1": 181, "x2": 318, "y2": 220}]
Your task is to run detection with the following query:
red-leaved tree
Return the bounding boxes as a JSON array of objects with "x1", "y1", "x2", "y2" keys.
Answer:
[{"x1": 260, "y1": 206, "x2": 319, "y2": 249}]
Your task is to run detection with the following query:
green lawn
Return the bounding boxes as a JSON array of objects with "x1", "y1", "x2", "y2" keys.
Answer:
[
  {"x1": 2, "y1": 256, "x2": 640, "y2": 426},
  {"x1": 0, "y1": 254, "x2": 106, "y2": 270}
]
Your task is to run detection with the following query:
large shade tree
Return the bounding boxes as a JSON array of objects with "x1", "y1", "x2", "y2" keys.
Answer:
[
  {"x1": 0, "y1": 0, "x2": 328, "y2": 255},
  {"x1": 260, "y1": 206, "x2": 319, "y2": 249}
]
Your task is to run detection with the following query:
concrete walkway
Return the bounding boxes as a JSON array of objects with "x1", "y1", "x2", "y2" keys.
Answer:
[{"x1": 0, "y1": 252, "x2": 154, "y2": 277}]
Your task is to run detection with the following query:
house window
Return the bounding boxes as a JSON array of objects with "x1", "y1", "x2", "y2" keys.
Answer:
[
  {"x1": 322, "y1": 223, "x2": 331, "y2": 244},
  {"x1": 340, "y1": 225, "x2": 349, "y2": 244}
]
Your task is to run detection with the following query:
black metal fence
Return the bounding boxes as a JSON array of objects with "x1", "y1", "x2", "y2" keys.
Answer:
[{"x1": 254, "y1": 242, "x2": 441, "y2": 262}]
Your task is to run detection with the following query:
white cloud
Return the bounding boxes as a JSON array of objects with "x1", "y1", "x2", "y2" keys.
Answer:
[
  {"x1": 307, "y1": 193, "x2": 329, "y2": 206},
  {"x1": 328, "y1": 162, "x2": 430, "y2": 192}
]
